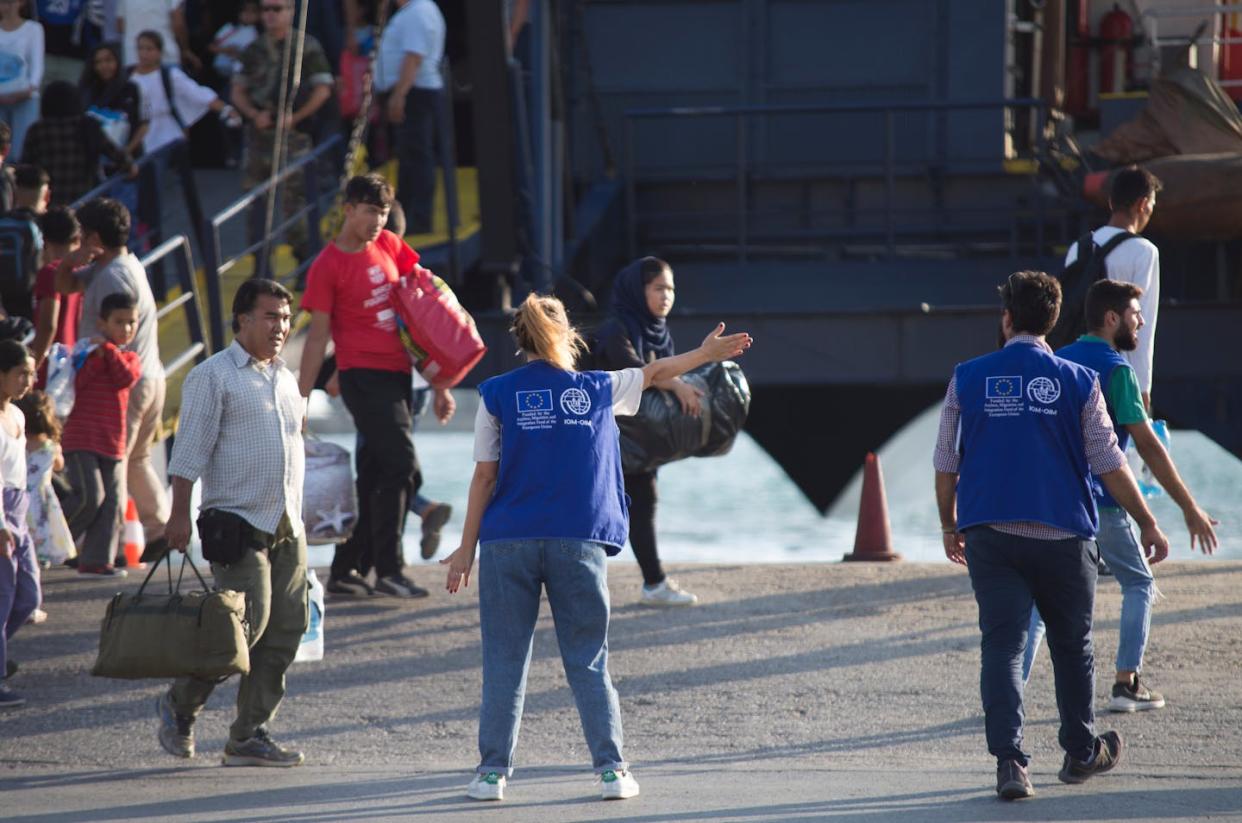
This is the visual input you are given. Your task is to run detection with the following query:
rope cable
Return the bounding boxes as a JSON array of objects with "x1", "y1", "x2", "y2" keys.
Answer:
[{"x1": 259, "y1": 0, "x2": 312, "y2": 274}]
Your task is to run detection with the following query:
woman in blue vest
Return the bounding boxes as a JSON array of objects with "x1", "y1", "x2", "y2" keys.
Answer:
[
  {"x1": 592, "y1": 257, "x2": 701, "y2": 605},
  {"x1": 442, "y1": 294, "x2": 751, "y2": 803}
]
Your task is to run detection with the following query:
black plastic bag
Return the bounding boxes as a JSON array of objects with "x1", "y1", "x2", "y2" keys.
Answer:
[{"x1": 617, "y1": 361, "x2": 751, "y2": 474}]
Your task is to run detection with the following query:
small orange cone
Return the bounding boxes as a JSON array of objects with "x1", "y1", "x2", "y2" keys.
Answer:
[
  {"x1": 122, "y1": 498, "x2": 146, "y2": 569},
  {"x1": 843, "y1": 453, "x2": 901, "y2": 562}
]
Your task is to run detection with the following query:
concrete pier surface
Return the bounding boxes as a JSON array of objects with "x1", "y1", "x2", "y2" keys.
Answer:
[{"x1": 2, "y1": 560, "x2": 1241, "y2": 822}]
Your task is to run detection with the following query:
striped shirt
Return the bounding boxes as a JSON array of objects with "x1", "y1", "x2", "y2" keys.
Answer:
[
  {"x1": 168, "y1": 341, "x2": 306, "y2": 536},
  {"x1": 933, "y1": 335, "x2": 1126, "y2": 541}
]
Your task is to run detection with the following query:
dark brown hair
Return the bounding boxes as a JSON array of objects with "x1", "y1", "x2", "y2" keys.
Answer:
[
  {"x1": 16, "y1": 390, "x2": 59, "y2": 442},
  {"x1": 1085, "y1": 279, "x2": 1143, "y2": 331},
  {"x1": 998, "y1": 270, "x2": 1061, "y2": 336}
]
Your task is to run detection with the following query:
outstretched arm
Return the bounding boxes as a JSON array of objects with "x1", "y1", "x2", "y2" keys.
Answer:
[{"x1": 641, "y1": 322, "x2": 751, "y2": 389}]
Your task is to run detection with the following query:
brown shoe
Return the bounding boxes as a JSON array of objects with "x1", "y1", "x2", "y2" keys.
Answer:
[
  {"x1": 996, "y1": 759, "x2": 1034, "y2": 800},
  {"x1": 1059, "y1": 731, "x2": 1123, "y2": 784}
]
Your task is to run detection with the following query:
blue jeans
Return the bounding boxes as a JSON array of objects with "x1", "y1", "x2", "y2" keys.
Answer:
[
  {"x1": 0, "y1": 489, "x2": 41, "y2": 677},
  {"x1": 1024, "y1": 507, "x2": 1155, "y2": 680},
  {"x1": 0, "y1": 97, "x2": 38, "y2": 162},
  {"x1": 477, "y1": 539, "x2": 627, "y2": 777},
  {"x1": 965, "y1": 527, "x2": 1098, "y2": 765}
]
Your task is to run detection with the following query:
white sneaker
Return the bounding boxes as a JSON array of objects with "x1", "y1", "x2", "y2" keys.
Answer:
[
  {"x1": 599, "y1": 768, "x2": 640, "y2": 800},
  {"x1": 467, "y1": 771, "x2": 505, "y2": 801},
  {"x1": 640, "y1": 578, "x2": 698, "y2": 606}
]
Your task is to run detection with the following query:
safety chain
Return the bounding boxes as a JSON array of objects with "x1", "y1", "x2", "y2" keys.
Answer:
[{"x1": 334, "y1": 0, "x2": 396, "y2": 212}]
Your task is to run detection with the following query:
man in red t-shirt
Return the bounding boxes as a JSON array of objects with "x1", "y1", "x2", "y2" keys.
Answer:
[
  {"x1": 31, "y1": 206, "x2": 84, "y2": 387},
  {"x1": 300, "y1": 174, "x2": 455, "y2": 598}
]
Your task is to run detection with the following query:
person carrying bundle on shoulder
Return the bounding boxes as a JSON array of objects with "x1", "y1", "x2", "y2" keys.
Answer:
[{"x1": 591, "y1": 257, "x2": 700, "y2": 606}]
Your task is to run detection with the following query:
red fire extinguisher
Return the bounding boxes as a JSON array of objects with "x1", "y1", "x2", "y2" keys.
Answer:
[{"x1": 1099, "y1": 3, "x2": 1135, "y2": 95}]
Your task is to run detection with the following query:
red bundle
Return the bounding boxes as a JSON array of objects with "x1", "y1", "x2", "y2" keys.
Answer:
[
  {"x1": 390, "y1": 266, "x2": 487, "y2": 389},
  {"x1": 337, "y1": 50, "x2": 372, "y2": 121}
]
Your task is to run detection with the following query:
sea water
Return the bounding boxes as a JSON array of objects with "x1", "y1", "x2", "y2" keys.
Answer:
[{"x1": 306, "y1": 403, "x2": 1242, "y2": 568}]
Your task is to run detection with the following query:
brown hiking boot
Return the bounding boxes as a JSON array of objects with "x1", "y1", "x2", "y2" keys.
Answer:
[{"x1": 1059, "y1": 731, "x2": 1123, "y2": 784}]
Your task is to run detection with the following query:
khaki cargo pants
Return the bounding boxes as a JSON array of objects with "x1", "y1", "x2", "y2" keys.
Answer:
[{"x1": 170, "y1": 514, "x2": 308, "y2": 743}]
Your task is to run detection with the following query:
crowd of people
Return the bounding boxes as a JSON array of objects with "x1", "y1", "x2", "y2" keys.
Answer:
[
  {"x1": 0, "y1": 2, "x2": 1217, "y2": 803},
  {"x1": 0, "y1": 191, "x2": 172, "y2": 708}
]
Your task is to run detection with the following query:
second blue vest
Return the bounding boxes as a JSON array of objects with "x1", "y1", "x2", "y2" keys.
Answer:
[
  {"x1": 955, "y1": 341, "x2": 1100, "y2": 538},
  {"x1": 1057, "y1": 337, "x2": 1133, "y2": 509},
  {"x1": 478, "y1": 361, "x2": 629, "y2": 553}
]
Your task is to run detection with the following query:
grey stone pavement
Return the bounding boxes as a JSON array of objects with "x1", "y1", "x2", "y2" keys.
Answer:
[{"x1": 2, "y1": 561, "x2": 1241, "y2": 822}]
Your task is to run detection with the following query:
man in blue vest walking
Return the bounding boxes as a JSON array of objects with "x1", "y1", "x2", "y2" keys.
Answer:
[
  {"x1": 933, "y1": 270, "x2": 1170, "y2": 801},
  {"x1": 1024, "y1": 279, "x2": 1217, "y2": 708}
]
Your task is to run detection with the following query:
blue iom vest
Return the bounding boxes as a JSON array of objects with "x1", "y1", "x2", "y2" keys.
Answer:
[
  {"x1": 955, "y1": 341, "x2": 1100, "y2": 538},
  {"x1": 478, "y1": 361, "x2": 629, "y2": 553},
  {"x1": 1056, "y1": 337, "x2": 1132, "y2": 509}
]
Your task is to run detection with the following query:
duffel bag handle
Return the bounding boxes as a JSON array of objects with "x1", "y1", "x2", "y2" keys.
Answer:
[{"x1": 135, "y1": 551, "x2": 212, "y2": 597}]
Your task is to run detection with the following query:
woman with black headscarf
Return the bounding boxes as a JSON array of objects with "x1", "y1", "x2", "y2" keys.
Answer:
[{"x1": 592, "y1": 257, "x2": 701, "y2": 606}]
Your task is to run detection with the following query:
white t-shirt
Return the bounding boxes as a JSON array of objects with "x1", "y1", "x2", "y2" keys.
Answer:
[
  {"x1": 130, "y1": 65, "x2": 218, "y2": 154},
  {"x1": 0, "y1": 21, "x2": 45, "y2": 97},
  {"x1": 119, "y1": 0, "x2": 183, "y2": 66},
  {"x1": 376, "y1": 0, "x2": 446, "y2": 93},
  {"x1": 211, "y1": 23, "x2": 258, "y2": 77},
  {"x1": 1065, "y1": 226, "x2": 1160, "y2": 393},
  {"x1": 0, "y1": 403, "x2": 26, "y2": 490},
  {"x1": 473, "y1": 367, "x2": 645, "y2": 461}
]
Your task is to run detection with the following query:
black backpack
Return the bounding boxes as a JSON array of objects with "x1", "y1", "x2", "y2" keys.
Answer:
[
  {"x1": 1047, "y1": 230, "x2": 1136, "y2": 350},
  {"x1": 0, "y1": 211, "x2": 42, "y2": 320}
]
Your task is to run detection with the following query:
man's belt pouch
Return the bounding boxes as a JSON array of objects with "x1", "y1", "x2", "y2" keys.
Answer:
[
  {"x1": 92, "y1": 553, "x2": 250, "y2": 679},
  {"x1": 197, "y1": 508, "x2": 257, "y2": 566}
]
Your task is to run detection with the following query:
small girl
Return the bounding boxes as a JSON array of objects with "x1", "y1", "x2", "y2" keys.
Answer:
[
  {"x1": 0, "y1": 340, "x2": 40, "y2": 709},
  {"x1": 16, "y1": 391, "x2": 74, "y2": 570}
]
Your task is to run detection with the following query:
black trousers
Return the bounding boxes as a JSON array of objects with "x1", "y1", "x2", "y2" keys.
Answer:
[
  {"x1": 333, "y1": 368, "x2": 421, "y2": 580},
  {"x1": 395, "y1": 88, "x2": 442, "y2": 234},
  {"x1": 964, "y1": 526, "x2": 1099, "y2": 766},
  {"x1": 624, "y1": 471, "x2": 664, "y2": 586}
]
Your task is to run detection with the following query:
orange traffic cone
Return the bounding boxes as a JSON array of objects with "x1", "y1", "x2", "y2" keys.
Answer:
[
  {"x1": 843, "y1": 453, "x2": 901, "y2": 562},
  {"x1": 122, "y1": 498, "x2": 146, "y2": 570}
]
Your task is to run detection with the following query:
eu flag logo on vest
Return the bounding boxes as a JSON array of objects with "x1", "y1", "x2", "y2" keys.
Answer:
[
  {"x1": 516, "y1": 389, "x2": 553, "y2": 414},
  {"x1": 985, "y1": 376, "x2": 1022, "y2": 398}
]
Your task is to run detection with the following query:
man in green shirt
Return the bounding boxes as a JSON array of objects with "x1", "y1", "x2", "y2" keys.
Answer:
[{"x1": 1023, "y1": 279, "x2": 1218, "y2": 711}]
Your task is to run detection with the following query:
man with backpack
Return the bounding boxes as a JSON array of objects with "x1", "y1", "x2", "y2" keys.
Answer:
[
  {"x1": 0, "y1": 165, "x2": 49, "y2": 323},
  {"x1": 1057, "y1": 167, "x2": 1162, "y2": 410}
]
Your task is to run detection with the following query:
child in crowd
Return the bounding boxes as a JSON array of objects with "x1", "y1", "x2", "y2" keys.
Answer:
[
  {"x1": 209, "y1": 1, "x2": 260, "y2": 81},
  {"x1": 16, "y1": 391, "x2": 73, "y2": 571},
  {"x1": 31, "y1": 206, "x2": 83, "y2": 386},
  {"x1": 61, "y1": 293, "x2": 141, "y2": 578},
  {"x1": 208, "y1": 1, "x2": 259, "y2": 168},
  {"x1": 0, "y1": 340, "x2": 39, "y2": 708}
]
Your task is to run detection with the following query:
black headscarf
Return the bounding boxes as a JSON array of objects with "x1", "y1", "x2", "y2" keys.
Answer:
[{"x1": 609, "y1": 257, "x2": 675, "y2": 362}]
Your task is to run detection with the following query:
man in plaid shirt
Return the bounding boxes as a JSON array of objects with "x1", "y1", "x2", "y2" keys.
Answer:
[
  {"x1": 933, "y1": 270, "x2": 1169, "y2": 801},
  {"x1": 155, "y1": 278, "x2": 308, "y2": 768}
]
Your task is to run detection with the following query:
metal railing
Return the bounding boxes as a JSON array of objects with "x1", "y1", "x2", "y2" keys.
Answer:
[
  {"x1": 623, "y1": 98, "x2": 1051, "y2": 262},
  {"x1": 72, "y1": 140, "x2": 207, "y2": 298},
  {"x1": 200, "y1": 134, "x2": 342, "y2": 350},
  {"x1": 140, "y1": 234, "x2": 209, "y2": 380}
]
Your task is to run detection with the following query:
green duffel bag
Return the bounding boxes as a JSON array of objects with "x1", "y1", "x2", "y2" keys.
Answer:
[{"x1": 92, "y1": 553, "x2": 250, "y2": 680}]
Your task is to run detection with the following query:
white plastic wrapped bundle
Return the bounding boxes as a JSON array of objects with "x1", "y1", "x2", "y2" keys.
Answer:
[
  {"x1": 295, "y1": 569, "x2": 325, "y2": 663},
  {"x1": 302, "y1": 437, "x2": 357, "y2": 545},
  {"x1": 44, "y1": 342, "x2": 75, "y2": 420}
]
